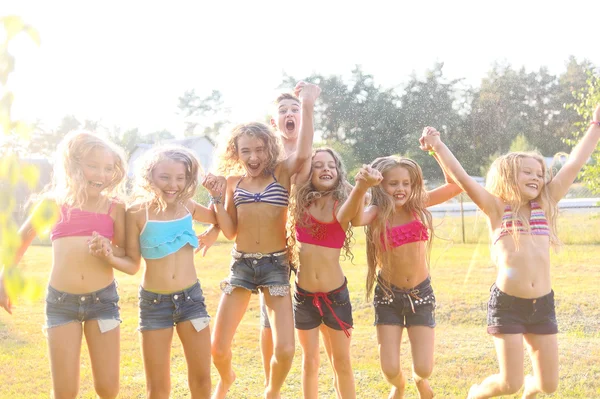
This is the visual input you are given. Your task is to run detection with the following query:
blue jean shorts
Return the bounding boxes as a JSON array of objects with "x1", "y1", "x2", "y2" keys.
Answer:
[
  {"x1": 373, "y1": 276, "x2": 436, "y2": 328},
  {"x1": 138, "y1": 281, "x2": 210, "y2": 332},
  {"x1": 221, "y1": 248, "x2": 291, "y2": 296},
  {"x1": 293, "y1": 279, "x2": 353, "y2": 337},
  {"x1": 45, "y1": 280, "x2": 121, "y2": 332}
]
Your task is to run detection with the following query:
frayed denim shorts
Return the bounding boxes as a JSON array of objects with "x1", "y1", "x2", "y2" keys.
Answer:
[
  {"x1": 45, "y1": 280, "x2": 121, "y2": 333},
  {"x1": 138, "y1": 281, "x2": 210, "y2": 332},
  {"x1": 221, "y1": 248, "x2": 291, "y2": 296}
]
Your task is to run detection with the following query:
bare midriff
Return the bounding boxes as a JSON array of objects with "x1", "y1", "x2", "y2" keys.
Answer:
[
  {"x1": 234, "y1": 203, "x2": 288, "y2": 253},
  {"x1": 383, "y1": 241, "x2": 429, "y2": 289},
  {"x1": 142, "y1": 245, "x2": 198, "y2": 292},
  {"x1": 297, "y1": 243, "x2": 345, "y2": 292}
]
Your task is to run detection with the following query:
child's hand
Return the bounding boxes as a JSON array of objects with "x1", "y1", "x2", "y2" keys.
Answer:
[
  {"x1": 294, "y1": 81, "x2": 321, "y2": 105},
  {"x1": 196, "y1": 225, "x2": 220, "y2": 257},
  {"x1": 88, "y1": 232, "x2": 114, "y2": 260},
  {"x1": 355, "y1": 165, "x2": 383, "y2": 188},
  {"x1": 420, "y1": 126, "x2": 442, "y2": 151},
  {"x1": 202, "y1": 173, "x2": 226, "y2": 198},
  {"x1": 0, "y1": 275, "x2": 12, "y2": 315}
]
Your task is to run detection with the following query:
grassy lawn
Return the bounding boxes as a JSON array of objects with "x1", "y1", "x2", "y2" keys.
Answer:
[{"x1": 1, "y1": 211, "x2": 599, "y2": 398}]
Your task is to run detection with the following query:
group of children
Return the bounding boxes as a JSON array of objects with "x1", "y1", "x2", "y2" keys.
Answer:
[{"x1": 0, "y1": 80, "x2": 599, "y2": 399}]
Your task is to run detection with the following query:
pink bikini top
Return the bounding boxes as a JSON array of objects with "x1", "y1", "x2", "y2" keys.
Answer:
[
  {"x1": 50, "y1": 202, "x2": 115, "y2": 241},
  {"x1": 296, "y1": 203, "x2": 346, "y2": 249},
  {"x1": 382, "y1": 215, "x2": 429, "y2": 250}
]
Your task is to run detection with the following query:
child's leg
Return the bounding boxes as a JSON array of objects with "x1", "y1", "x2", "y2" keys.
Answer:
[
  {"x1": 177, "y1": 321, "x2": 212, "y2": 398},
  {"x1": 377, "y1": 325, "x2": 405, "y2": 399},
  {"x1": 260, "y1": 293, "x2": 274, "y2": 387},
  {"x1": 320, "y1": 326, "x2": 341, "y2": 398},
  {"x1": 326, "y1": 327, "x2": 356, "y2": 399},
  {"x1": 297, "y1": 327, "x2": 321, "y2": 399},
  {"x1": 263, "y1": 290, "x2": 295, "y2": 399},
  {"x1": 84, "y1": 320, "x2": 120, "y2": 399},
  {"x1": 47, "y1": 322, "x2": 83, "y2": 399},
  {"x1": 211, "y1": 289, "x2": 252, "y2": 399},
  {"x1": 407, "y1": 326, "x2": 434, "y2": 399},
  {"x1": 522, "y1": 334, "x2": 558, "y2": 399},
  {"x1": 140, "y1": 328, "x2": 175, "y2": 398},
  {"x1": 468, "y1": 334, "x2": 525, "y2": 399}
]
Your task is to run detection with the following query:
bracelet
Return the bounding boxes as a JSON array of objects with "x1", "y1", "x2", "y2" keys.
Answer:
[
  {"x1": 591, "y1": 121, "x2": 600, "y2": 127},
  {"x1": 209, "y1": 194, "x2": 222, "y2": 205}
]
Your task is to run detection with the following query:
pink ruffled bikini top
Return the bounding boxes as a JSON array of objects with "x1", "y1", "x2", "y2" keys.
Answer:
[{"x1": 382, "y1": 215, "x2": 429, "y2": 250}]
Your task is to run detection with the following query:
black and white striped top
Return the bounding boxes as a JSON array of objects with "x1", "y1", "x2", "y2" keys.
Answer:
[{"x1": 233, "y1": 174, "x2": 289, "y2": 208}]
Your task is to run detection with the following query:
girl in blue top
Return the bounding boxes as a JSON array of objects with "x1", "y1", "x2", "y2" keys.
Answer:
[{"x1": 96, "y1": 145, "x2": 220, "y2": 398}]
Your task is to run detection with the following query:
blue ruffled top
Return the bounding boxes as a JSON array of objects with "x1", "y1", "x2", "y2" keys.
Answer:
[{"x1": 139, "y1": 213, "x2": 198, "y2": 259}]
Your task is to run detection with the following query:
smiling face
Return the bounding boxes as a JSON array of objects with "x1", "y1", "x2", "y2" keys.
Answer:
[
  {"x1": 381, "y1": 166, "x2": 412, "y2": 208},
  {"x1": 151, "y1": 159, "x2": 187, "y2": 204},
  {"x1": 80, "y1": 147, "x2": 116, "y2": 196},
  {"x1": 272, "y1": 98, "x2": 301, "y2": 142},
  {"x1": 518, "y1": 156, "x2": 545, "y2": 200},
  {"x1": 237, "y1": 134, "x2": 270, "y2": 177},
  {"x1": 311, "y1": 150, "x2": 339, "y2": 191}
]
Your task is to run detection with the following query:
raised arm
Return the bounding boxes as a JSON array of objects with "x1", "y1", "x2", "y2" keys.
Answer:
[
  {"x1": 337, "y1": 166, "x2": 382, "y2": 229},
  {"x1": 282, "y1": 82, "x2": 320, "y2": 175},
  {"x1": 426, "y1": 153, "x2": 463, "y2": 207},
  {"x1": 422, "y1": 127, "x2": 502, "y2": 219},
  {"x1": 548, "y1": 105, "x2": 600, "y2": 201}
]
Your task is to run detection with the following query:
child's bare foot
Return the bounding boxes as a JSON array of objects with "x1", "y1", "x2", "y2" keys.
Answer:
[
  {"x1": 522, "y1": 375, "x2": 538, "y2": 399},
  {"x1": 415, "y1": 378, "x2": 434, "y2": 399},
  {"x1": 467, "y1": 384, "x2": 480, "y2": 399},
  {"x1": 212, "y1": 371, "x2": 236, "y2": 399}
]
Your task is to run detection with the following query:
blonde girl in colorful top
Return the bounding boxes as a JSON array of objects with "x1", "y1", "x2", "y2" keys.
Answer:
[
  {"x1": 290, "y1": 147, "x2": 382, "y2": 398},
  {"x1": 422, "y1": 105, "x2": 600, "y2": 399},
  {"x1": 353, "y1": 151, "x2": 461, "y2": 399},
  {"x1": 98, "y1": 145, "x2": 219, "y2": 398},
  {"x1": 203, "y1": 82, "x2": 319, "y2": 399},
  {"x1": 0, "y1": 130, "x2": 130, "y2": 399}
]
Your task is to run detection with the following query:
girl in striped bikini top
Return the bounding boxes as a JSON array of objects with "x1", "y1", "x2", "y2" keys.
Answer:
[{"x1": 493, "y1": 201, "x2": 550, "y2": 244}]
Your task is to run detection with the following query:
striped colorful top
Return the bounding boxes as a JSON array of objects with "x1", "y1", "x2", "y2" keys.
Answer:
[
  {"x1": 493, "y1": 201, "x2": 549, "y2": 244},
  {"x1": 233, "y1": 173, "x2": 289, "y2": 208}
]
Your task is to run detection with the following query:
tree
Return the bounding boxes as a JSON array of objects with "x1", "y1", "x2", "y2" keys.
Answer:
[
  {"x1": 567, "y1": 72, "x2": 600, "y2": 193},
  {"x1": 178, "y1": 89, "x2": 228, "y2": 141}
]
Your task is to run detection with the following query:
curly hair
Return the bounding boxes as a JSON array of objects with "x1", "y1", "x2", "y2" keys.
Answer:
[
  {"x1": 218, "y1": 122, "x2": 283, "y2": 176},
  {"x1": 486, "y1": 151, "x2": 559, "y2": 247},
  {"x1": 288, "y1": 147, "x2": 354, "y2": 265},
  {"x1": 129, "y1": 145, "x2": 202, "y2": 212},
  {"x1": 365, "y1": 156, "x2": 433, "y2": 300},
  {"x1": 50, "y1": 130, "x2": 127, "y2": 208}
]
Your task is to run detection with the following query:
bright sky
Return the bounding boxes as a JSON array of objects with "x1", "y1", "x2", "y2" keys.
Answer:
[{"x1": 3, "y1": 0, "x2": 599, "y2": 138}]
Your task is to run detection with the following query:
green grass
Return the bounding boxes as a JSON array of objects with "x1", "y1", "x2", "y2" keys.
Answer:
[{"x1": 1, "y1": 212, "x2": 599, "y2": 398}]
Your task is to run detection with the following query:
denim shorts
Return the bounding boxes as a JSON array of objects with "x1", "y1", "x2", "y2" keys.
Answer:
[
  {"x1": 221, "y1": 249, "x2": 291, "y2": 296},
  {"x1": 373, "y1": 276, "x2": 436, "y2": 328},
  {"x1": 45, "y1": 280, "x2": 121, "y2": 332},
  {"x1": 139, "y1": 281, "x2": 210, "y2": 332},
  {"x1": 487, "y1": 283, "x2": 558, "y2": 335},
  {"x1": 293, "y1": 279, "x2": 353, "y2": 337}
]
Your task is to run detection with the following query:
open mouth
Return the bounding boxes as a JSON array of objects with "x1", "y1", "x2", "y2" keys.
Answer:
[
  {"x1": 285, "y1": 119, "x2": 295, "y2": 133},
  {"x1": 248, "y1": 162, "x2": 261, "y2": 171},
  {"x1": 89, "y1": 181, "x2": 103, "y2": 188},
  {"x1": 164, "y1": 190, "x2": 178, "y2": 197},
  {"x1": 526, "y1": 183, "x2": 539, "y2": 190},
  {"x1": 319, "y1": 174, "x2": 333, "y2": 180},
  {"x1": 394, "y1": 193, "x2": 406, "y2": 200}
]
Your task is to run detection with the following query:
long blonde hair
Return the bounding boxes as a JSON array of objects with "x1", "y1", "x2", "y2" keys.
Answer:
[
  {"x1": 50, "y1": 130, "x2": 127, "y2": 208},
  {"x1": 365, "y1": 156, "x2": 433, "y2": 300},
  {"x1": 129, "y1": 145, "x2": 202, "y2": 212},
  {"x1": 486, "y1": 151, "x2": 559, "y2": 247},
  {"x1": 288, "y1": 148, "x2": 354, "y2": 263},
  {"x1": 218, "y1": 122, "x2": 283, "y2": 176}
]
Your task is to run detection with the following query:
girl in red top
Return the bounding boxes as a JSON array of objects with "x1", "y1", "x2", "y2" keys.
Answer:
[
  {"x1": 290, "y1": 148, "x2": 381, "y2": 398},
  {"x1": 0, "y1": 130, "x2": 133, "y2": 398},
  {"x1": 354, "y1": 149, "x2": 461, "y2": 399}
]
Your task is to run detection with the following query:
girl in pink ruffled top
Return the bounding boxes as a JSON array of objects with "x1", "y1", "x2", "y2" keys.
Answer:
[{"x1": 353, "y1": 150, "x2": 461, "y2": 399}]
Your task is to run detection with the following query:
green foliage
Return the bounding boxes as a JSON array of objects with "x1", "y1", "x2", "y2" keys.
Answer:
[
  {"x1": 0, "y1": 16, "x2": 47, "y2": 302},
  {"x1": 567, "y1": 72, "x2": 600, "y2": 193},
  {"x1": 178, "y1": 89, "x2": 228, "y2": 141}
]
